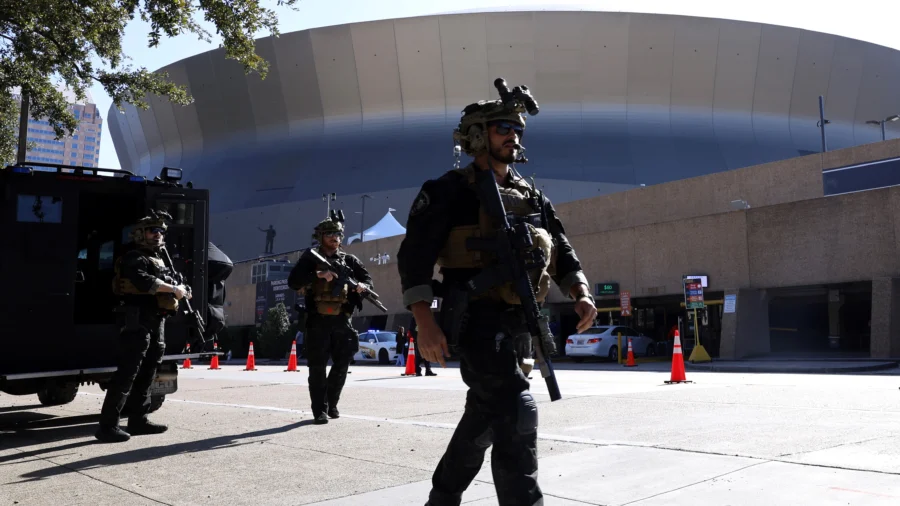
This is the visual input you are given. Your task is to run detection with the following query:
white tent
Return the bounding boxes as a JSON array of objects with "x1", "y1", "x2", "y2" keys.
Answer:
[{"x1": 345, "y1": 209, "x2": 407, "y2": 244}]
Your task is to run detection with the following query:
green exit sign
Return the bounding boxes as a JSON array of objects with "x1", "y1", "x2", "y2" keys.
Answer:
[{"x1": 595, "y1": 283, "x2": 620, "y2": 296}]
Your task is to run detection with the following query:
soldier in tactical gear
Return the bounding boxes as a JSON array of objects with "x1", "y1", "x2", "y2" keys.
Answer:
[
  {"x1": 287, "y1": 216, "x2": 373, "y2": 425},
  {"x1": 95, "y1": 210, "x2": 192, "y2": 443},
  {"x1": 397, "y1": 81, "x2": 598, "y2": 505}
]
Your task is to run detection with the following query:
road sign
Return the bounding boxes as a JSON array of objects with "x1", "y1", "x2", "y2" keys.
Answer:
[
  {"x1": 683, "y1": 279, "x2": 705, "y2": 309},
  {"x1": 620, "y1": 291, "x2": 632, "y2": 316}
]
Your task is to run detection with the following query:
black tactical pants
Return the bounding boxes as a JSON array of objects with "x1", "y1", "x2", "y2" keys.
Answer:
[
  {"x1": 428, "y1": 306, "x2": 542, "y2": 506},
  {"x1": 99, "y1": 309, "x2": 166, "y2": 428},
  {"x1": 305, "y1": 315, "x2": 359, "y2": 416}
]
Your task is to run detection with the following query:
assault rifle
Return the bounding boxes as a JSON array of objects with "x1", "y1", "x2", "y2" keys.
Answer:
[
  {"x1": 159, "y1": 245, "x2": 208, "y2": 349},
  {"x1": 462, "y1": 169, "x2": 562, "y2": 401},
  {"x1": 308, "y1": 248, "x2": 388, "y2": 313}
]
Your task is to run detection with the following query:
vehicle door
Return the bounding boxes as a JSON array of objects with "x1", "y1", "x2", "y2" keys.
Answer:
[
  {"x1": 146, "y1": 186, "x2": 209, "y2": 349},
  {"x1": 0, "y1": 174, "x2": 79, "y2": 373}
]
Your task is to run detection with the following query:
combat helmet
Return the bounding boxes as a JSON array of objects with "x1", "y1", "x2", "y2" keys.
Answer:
[
  {"x1": 130, "y1": 209, "x2": 172, "y2": 249},
  {"x1": 312, "y1": 209, "x2": 345, "y2": 242},
  {"x1": 453, "y1": 78, "x2": 539, "y2": 157}
]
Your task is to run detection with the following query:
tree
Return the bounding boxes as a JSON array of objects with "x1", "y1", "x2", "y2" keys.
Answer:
[
  {"x1": 0, "y1": 0, "x2": 298, "y2": 165},
  {"x1": 258, "y1": 302, "x2": 291, "y2": 359}
]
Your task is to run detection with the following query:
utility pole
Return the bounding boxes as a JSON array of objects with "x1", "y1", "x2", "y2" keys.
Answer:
[
  {"x1": 16, "y1": 92, "x2": 29, "y2": 165},
  {"x1": 322, "y1": 192, "x2": 336, "y2": 218},
  {"x1": 359, "y1": 194, "x2": 372, "y2": 243}
]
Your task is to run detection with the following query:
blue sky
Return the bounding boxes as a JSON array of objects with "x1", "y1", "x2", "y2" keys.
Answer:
[{"x1": 91, "y1": 0, "x2": 900, "y2": 170}]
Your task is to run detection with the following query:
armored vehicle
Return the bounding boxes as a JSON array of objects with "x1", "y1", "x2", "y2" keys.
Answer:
[{"x1": 0, "y1": 161, "x2": 219, "y2": 413}]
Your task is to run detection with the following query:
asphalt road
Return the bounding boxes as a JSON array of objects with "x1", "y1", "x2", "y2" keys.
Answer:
[{"x1": 3, "y1": 361, "x2": 900, "y2": 505}]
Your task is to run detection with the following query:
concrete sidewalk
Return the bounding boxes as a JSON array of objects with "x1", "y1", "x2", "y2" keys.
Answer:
[
  {"x1": 685, "y1": 360, "x2": 899, "y2": 374},
  {"x1": 309, "y1": 444, "x2": 900, "y2": 505}
]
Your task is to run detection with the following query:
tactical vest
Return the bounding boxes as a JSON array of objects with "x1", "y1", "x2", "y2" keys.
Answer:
[
  {"x1": 311, "y1": 252, "x2": 350, "y2": 316},
  {"x1": 112, "y1": 252, "x2": 179, "y2": 312},
  {"x1": 436, "y1": 165, "x2": 557, "y2": 305}
]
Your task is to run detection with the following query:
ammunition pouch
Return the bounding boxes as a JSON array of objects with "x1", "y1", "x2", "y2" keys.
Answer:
[
  {"x1": 156, "y1": 293, "x2": 179, "y2": 312},
  {"x1": 313, "y1": 278, "x2": 349, "y2": 315}
]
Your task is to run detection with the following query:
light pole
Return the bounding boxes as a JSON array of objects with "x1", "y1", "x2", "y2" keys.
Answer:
[
  {"x1": 817, "y1": 95, "x2": 831, "y2": 152},
  {"x1": 865, "y1": 115, "x2": 900, "y2": 141},
  {"x1": 359, "y1": 194, "x2": 372, "y2": 243},
  {"x1": 322, "y1": 192, "x2": 336, "y2": 218}
]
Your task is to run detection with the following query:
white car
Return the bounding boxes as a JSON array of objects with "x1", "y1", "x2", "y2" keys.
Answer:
[
  {"x1": 354, "y1": 330, "x2": 400, "y2": 364},
  {"x1": 565, "y1": 326, "x2": 656, "y2": 362}
]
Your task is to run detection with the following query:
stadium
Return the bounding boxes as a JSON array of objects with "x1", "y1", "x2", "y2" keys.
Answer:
[{"x1": 107, "y1": 9, "x2": 900, "y2": 262}]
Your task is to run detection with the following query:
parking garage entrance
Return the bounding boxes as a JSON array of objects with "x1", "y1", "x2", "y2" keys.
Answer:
[
  {"x1": 553, "y1": 292, "x2": 725, "y2": 359},
  {"x1": 767, "y1": 282, "x2": 871, "y2": 357}
]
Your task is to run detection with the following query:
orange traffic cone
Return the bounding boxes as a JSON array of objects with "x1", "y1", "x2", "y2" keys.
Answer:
[
  {"x1": 624, "y1": 337, "x2": 637, "y2": 367},
  {"x1": 209, "y1": 341, "x2": 221, "y2": 370},
  {"x1": 665, "y1": 330, "x2": 692, "y2": 384},
  {"x1": 182, "y1": 343, "x2": 193, "y2": 369},
  {"x1": 285, "y1": 340, "x2": 299, "y2": 372},
  {"x1": 402, "y1": 335, "x2": 417, "y2": 376},
  {"x1": 244, "y1": 342, "x2": 257, "y2": 371}
]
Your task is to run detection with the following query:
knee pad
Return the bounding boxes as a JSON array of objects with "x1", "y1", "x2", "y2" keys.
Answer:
[{"x1": 516, "y1": 392, "x2": 538, "y2": 435}]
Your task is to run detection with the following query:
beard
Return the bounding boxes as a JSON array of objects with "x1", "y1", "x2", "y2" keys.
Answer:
[{"x1": 489, "y1": 143, "x2": 517, "y2": 164}]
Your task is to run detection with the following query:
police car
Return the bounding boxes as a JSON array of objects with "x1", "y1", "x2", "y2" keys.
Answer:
[{"x1": 354, "y1": 330, "x2": 400, "y2": 365}]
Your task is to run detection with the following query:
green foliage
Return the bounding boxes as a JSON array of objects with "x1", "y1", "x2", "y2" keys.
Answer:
[
  {"x1": 257, "y1": 302, "x2": 291, "y2": 359},
  {"x1": 0, "y1": 93, "x2": 34, "y2": 166},
  {"x1": 0, "y1": 0, "x2": 298, "y2": 164}
]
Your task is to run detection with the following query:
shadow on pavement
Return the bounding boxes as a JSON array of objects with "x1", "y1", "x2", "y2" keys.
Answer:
[
  {"x1": 12, "y1": 419, "x2": 315, "y2": 482},
  {"x1": 0, "y1": 404, "x2": 46, "y2": 414}
]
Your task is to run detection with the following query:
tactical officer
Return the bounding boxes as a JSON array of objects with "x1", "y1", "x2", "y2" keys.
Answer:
[
  {"x1": 397, "y1": 85, "x2": 598, "y2": 505},
  {"x1": 96, "y1": 210, "x2": 191, "y2": 443},
  {"x1": 288, "y1": 217, "x2": 373, "y2": 424}
]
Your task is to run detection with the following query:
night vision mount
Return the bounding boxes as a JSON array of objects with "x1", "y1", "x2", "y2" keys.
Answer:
[
  {"x1": 329, "y1": 209, "x2": 345, "y2": 223},
  {"x1": 494, "y1": 78, "x2": 540, "y2": 117}
]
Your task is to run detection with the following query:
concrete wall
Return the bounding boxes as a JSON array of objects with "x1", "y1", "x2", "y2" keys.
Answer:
[{"x1": 226, "y1": 138, "x2": 900, "y2": 356}]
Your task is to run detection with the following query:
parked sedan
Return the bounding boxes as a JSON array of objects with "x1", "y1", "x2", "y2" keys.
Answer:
[
  {"x1": 565, "y1": 326, "x2": 655, "y2": 362},
  {"x1": 354, "y1": 330, "x2": 399, "y2": 364}
]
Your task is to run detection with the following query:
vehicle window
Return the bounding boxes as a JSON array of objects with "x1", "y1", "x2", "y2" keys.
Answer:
[
  {"x1": 376, "y1": 332, "x2": 396, "y2": 343},
  {"x1": 99, "y1": 241, "x2": 115, "y2": 270},
  {"x1": 17, "y1": 195, "x2": 63, "y2": 223},
  {"x1": 358, "y1": 334, "x2": 370, "y2": 342},
  {"x1": 156, "y1": 201, "x2": 195, "y2": 225},
  {"x1": 588, "y1": 327, "x2": 611, "y2": 334}
]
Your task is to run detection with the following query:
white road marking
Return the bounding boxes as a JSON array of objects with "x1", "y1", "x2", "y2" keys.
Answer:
[{"x1": 77, "y1": 392, "x2": 654, "y2": 447}]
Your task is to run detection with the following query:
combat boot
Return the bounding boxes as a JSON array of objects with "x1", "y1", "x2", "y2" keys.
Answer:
[
  {"x1": 95, "y1": 425, "x2": 131, "y2": 443},
  {"x1": 313, "y1": 412, "x2": 329, "y2": 424},
  {"x1": 127, "y1": 418, "x2": 168, "y2": 435},
  {"x1": 327, "y1": 406, "x2": 340, "y2": 419}
]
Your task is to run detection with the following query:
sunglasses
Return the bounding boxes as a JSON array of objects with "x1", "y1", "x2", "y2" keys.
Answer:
[
  {"x1": 149, "y1": 227, "x2": 165, "y2": 234},
  {"x1": 324, "y1": 232, "x2": 343, "y2": 238},
  {"x1": 490, "y1": 121, "x2": 524, "y2": 138}
]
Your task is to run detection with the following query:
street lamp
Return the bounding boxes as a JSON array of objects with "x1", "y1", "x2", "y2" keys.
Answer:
[
  {"x1": 865, "y1": 114, "x2": 900, "y2": 141},
  {"x1": 322, "y1": 192, "x2": 336, "y2": 218},
  {"x1": 359, "y1": 194, "x2": 372, "y2": 243}
]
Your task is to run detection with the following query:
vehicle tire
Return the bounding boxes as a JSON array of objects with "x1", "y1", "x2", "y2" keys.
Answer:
[
  {"x1": 646, "y1": 344, "x2": 655, "y2": 357},
  {"x1": 378, "y1": 348, "x2": 390, "y2": 365},
  {"x1": 608, "y1": 346, "x2": 619, "y2": 361},
  {"x1": 148, "y1": 395, "x2": 165, "y2": 414},
  {"x1": 571, "y1": 357, "x2": 585, "y2": 363},
  {"x1": 37, "y1": 382, "x2": 79, "y2": 406}
]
